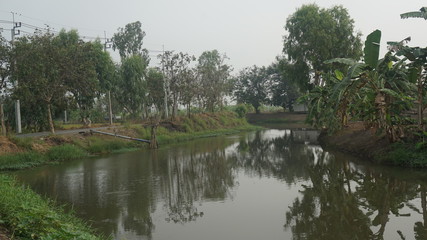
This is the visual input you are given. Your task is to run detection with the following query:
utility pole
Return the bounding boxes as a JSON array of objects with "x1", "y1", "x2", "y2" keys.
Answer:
[
  {"x1": 162, "y1": 45, "x2": 169, "y2": 119},
  {"x1": 104, "y1": 31, "x2": 114, "y2": 125},
  {"x1": 11, "y1": 12, "x2": 22, "y2": 134}
]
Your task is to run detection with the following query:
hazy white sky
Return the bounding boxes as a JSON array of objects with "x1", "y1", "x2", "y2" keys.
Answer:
[{"x1": 1, "y1": 0, "x2": 426, "y2": 72}]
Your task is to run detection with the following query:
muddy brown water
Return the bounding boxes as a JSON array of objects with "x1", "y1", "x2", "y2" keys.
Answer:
[{"x1": 14, "y1": 129, "x2": 427, "y2": 240}]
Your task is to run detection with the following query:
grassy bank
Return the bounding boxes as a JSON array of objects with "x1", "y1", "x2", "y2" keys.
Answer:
[
  {"x1": 0, "y1": 111, "x2": 260, "y2": 239},
  {"x1": 0, "y1": 111, "x2": 260, "y2": 171},
  {"x1": 0, "y1": 175, "x2": 104, "y2": 240}
]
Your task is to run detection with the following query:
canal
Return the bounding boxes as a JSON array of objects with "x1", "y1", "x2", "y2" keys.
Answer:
[{"x1": 14, "y1": 129, "x2": 427, "y2": 240}]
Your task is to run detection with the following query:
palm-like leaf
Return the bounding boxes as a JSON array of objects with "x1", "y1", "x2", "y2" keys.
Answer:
[{"x1": 401, "y1": 7, "x2": 427, "y2": 19}]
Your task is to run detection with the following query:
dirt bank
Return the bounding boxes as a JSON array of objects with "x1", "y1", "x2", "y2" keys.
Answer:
[{"x1": 318, "y1": 122, "x2": 391, "y2": 163}]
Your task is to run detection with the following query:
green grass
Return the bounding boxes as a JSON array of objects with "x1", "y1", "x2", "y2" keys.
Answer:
[
  {"x1": 0, "y1": 144, "x2": 87, "y2": 171},
  {"x1": 0, "y1": 174, "x2": 105, "y2": 240},
  {"x1": 82, "y1": 137, "x2": 140, "y2": 154},
  {"x1": 47, "y1": 144, "x2": 87, "y2": 162},
  {"x1": 0, "y1": 152, "x2": 47, "y2": 171}
]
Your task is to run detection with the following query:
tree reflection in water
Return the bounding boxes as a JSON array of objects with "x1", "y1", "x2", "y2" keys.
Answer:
[
  {"x1": 14, "y1": 129, "x2": 427, "y2": 240},
  {"x1": 236, "y1": 129, "x2": 427, "y2": 240},
  {"x1": 159, "y1": 145, "x2": 235, "y2": 224}
]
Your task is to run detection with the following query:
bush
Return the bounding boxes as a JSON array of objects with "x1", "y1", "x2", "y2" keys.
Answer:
[{"x1": 234, "y1": 104, "x2": 248, "y2": 118}]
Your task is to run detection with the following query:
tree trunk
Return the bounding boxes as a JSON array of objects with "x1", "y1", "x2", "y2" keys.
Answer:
[
  {"x1": 108, "y1": 90, "x2": 113, "y2": 125},
  {"x1": 150, "y1": 124, "x2": 158, "y2": 149},
  {"x1": 47, "y1": 103, "x2": 55, "y2": 134},
  {"x1": 418, "y1": 74, "x2": 424, "y2": 131},
  {"x1": 0, "y1": 104, "x2": 5, "y2": 136},
  {"x1": 171, "y1": 94, "x2": 178, "y2": 120}
]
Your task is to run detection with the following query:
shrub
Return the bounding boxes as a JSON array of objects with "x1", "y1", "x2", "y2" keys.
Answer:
[{"x1": 234, "y1": 104, "x2": 248, "y2": 118}]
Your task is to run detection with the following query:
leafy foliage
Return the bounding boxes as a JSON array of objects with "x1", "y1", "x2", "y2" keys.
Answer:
[
  {"x1": 283, "y1": 4, "x2": 362, "y2": 90},
  {"x1": 234, "y1": 66, "x2": 270, "y2": 113},
  {"x1": 197, "y1": 50, "x2": 232, "y2": 112},
  {"x1": 112, "y1": 21, "x2": 148, "y2": 60}
]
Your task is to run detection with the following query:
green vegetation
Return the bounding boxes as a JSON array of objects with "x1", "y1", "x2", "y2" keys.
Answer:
[
  {"x1": 0, "y1": 21, "x2": 234, "y2": 135},
  {"x1": 0, "y1": 152, "x2": 45, "y2": 171},
  {"x1": 0, "y1": 175, "x2": 104, "y2": 240},
  {"x1": 298, "y1": 7, "x2": 427, "y2": 167},
  {"x1": 380, "y1": 142, "x2": 427, "y2": 167},
  {"x1": 0, "y1": 144, "x2": 86, "y2": 171},
  {"x1": 0, "y1": 111, "x2": 257, "y2": 171},
  {"x1": 82, "y1": 137, "x2": 139, "y2": 154}
]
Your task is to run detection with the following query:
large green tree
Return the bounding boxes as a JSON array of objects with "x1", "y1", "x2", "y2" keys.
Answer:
[
  {"x1": 197, "y1": 50, "x2": 232, "y2": 112},
  {"x1": 270, "y1": 58, "x2": 300, "y2": 112},
  {"x1": 12, "y1": 30, "x2": 109, "y2": 132},
  {"x1": 56, "y1": 30, "x2": 100, "y2": 127},
  {"x1": 116, "y1": 55, "x2": 148, "y2": 117},
  {"x1": 13, "y1": 33, "x2": 66, "y2": 133},
  {"x1": 283, "y1": 4, "x2": 362, "y2": 90},
  {"x1": 234, "y1": 66, "x2": 269, "y2": 114}
]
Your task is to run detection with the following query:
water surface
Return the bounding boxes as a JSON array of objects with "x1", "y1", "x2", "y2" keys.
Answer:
[{"x1": 15, "y1": 129, "x2": 427, "y2": 240}]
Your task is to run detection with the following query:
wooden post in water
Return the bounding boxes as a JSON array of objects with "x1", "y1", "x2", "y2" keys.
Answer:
[{"x1": 149, "y1": 116, "x2": 159, "y2": 149}]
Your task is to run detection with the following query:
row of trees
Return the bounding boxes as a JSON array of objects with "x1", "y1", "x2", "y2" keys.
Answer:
[
  {"x1": 0, "y1": 21, "x2": 233, "y2": 134},
  {"x1": 233, "y1": 59, "x2": 299, "y2": 114}
]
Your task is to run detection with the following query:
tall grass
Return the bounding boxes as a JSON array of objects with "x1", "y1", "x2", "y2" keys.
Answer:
[
  {"x1": 0, "y1": 144, "x2": 86, "y2": 171},
  {"x1": 0, "y1": 175, "x2": 104, "y2": 240},
  {"x1": 0, "y1": 152, "x2": 46, "y2": 171},
  {"x1": 47, "y1": 144, "x2": 87, "y2": 162},
  {"x1": 83, "y1": 137, "x2": 139, "y2": 154}
]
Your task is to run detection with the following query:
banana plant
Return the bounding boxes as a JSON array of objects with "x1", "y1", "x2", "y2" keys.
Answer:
[
  {"x1": 324, "y1": 30, "x2": 415, "y2": 141},
  {"x1": 387, "y1": 39, "x2": 427, "y2": 130}
]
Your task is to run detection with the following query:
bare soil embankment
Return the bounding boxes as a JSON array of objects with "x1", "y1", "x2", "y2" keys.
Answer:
[{"x1": 318, "y1": 122, "x2": 390, "y2": 162}]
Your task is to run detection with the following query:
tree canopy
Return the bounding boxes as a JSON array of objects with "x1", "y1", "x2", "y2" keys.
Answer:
[{"x1": 283, "y1": 4, "x2": 362, "y2": 90}]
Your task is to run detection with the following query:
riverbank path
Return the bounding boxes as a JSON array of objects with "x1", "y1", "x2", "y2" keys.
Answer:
[{"x1": 15, "y1": 126, "x2": 119, "y2": 138}]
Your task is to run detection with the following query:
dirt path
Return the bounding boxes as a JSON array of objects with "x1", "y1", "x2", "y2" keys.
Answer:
[{"x1": 15, "y1": 126, "x2": 119, "y2": 138}]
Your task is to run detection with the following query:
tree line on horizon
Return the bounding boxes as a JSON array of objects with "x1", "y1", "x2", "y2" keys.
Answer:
[{"x1": 0, "y1": 21, "x2": 237, "y2": 134}]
